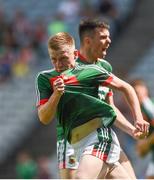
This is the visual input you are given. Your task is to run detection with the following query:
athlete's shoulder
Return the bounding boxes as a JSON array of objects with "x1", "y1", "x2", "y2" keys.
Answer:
[
  {"x1": 97, "y1": 58, "x2": 112, "y2": 72},
  {"x1": 76, "y1": 57, "x2": 82, "y2": 63},
  {"x1": 36, "y1": 69, "x2": 59, "y2": 80},
  {"x1": 76, "y1": 57, "x2": 88, "y2": 65},
  {"x1": 38, "y1": 68, "x2": 58, "y2": 76}
]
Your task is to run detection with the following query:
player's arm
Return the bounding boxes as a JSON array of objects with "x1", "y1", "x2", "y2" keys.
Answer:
[
  {"x1": 85, "y1": 66, "x2": 149, "y2": 134},
  {"x1": 106, "y1": 91, "x2": 145, "y2": 139},
  {"x1": 107, "y1": 75, "x2": 149, "y2": 134},
  {"x1": 36, "y1": 75, "x2": 64, "y2": 125}
]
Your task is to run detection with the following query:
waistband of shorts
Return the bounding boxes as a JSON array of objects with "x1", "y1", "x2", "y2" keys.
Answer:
[{"x1": 70, "y1": 117, "x2": 102, "y2": 144}]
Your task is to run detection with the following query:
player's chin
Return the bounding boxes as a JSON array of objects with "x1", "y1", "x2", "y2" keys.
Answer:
[
  {"x1": 57, "y1": 68, "x2": 67, "y2": 72},
  {"x1": 56, "y1": 69, "x2": 62, "y2": 72},
  {"x1": 102, "y1": 51, "x2": 107, "y2": 58}
]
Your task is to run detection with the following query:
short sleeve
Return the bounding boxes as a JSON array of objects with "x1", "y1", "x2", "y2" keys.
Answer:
[
  {"x1": 35, "y1": 73, "x2": 52, "y2": 107},
  {"x1": 98, "y1": 59, "x2": 112, "y2": 73}
]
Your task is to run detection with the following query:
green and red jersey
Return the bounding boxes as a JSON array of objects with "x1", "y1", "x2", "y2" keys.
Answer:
[
  {"x1": 56, "y1": 63, "x2": 116, "y2": 142},
  {"x1": 76, "y1": 52, "x2": 113, "y2": 100},
  {"x1": 37, "y1": 55, "x2": 115, "y2": 139},
  {"x1": 36, "y1": 69, "x2": 59, "y2": 107}
]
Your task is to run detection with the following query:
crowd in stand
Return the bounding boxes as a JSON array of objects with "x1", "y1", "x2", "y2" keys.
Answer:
[
  {"x1": 0, "y1": 8, "x2": 47, "y2": 83},
  {"x1": 15, "y1": 151, "x2": 53, "y2": 179},
  {"x1": 0, "y1": 0, "x2": 137, "y2": 84},
  {"x1": 0, "y1": 0, "x2": 142, "y2": 179}
]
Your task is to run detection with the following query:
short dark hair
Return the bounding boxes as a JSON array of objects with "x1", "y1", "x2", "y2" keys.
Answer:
[{"x1": 78, "y1": 18, "x2": 110, "y2": 42}]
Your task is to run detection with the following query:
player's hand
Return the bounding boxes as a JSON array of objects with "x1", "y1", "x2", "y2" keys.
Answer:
[
  {"x1": 132, "y1": 128, "x2": 148, "y2": 140},
  {"x1": 53, "y1": 78, "x2": 65, "y2": 95},
  {"x1": 135, "y1": 119, "x2": 150, "y2": 137}
]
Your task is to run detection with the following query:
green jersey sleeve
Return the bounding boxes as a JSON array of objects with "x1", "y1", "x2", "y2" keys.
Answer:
[
  {"x1": 97, "y1": 59, "x2": 112, "y2": 73},
  {"x1": 56, "y1": 64, "x2": 116, "y2": 142},
  {"x1": 36, "y1": 72, "x2": 52, "y2": 107}
]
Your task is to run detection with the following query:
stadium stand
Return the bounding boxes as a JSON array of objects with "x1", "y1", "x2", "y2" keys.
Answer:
[
  {"x1": 0, "y1": 73, "x2": 37, "y2": 162},
  {"x1": 1, "y1": 0, "x2": 153, "y2": 178},
  {"x1": 129, "y1": 43, "x2": 154, "y2": 97}
]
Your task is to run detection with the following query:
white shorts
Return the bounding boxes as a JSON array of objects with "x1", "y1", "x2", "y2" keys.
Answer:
[
  {"x1": 145, "y1": 160, "x2": 154, "y2": 177},
  {"x1": 57, "y1": 139, "x2": 79, "y2": 169},
  {"x1": 72, "y1": 127, "x2": 121, "y2": 164}
]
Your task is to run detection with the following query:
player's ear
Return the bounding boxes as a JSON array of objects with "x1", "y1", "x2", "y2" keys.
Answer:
[
  {"x1": 74, "y1": 49, "x2": 78, "y2": 59},
  {"x1": 84, "y1": 36, "x2": 91, "y2": 46}
]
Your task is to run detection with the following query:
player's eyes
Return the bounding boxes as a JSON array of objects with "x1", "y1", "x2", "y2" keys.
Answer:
[{"x1": 62, "y1": 57, "x2": 69, "y2": 61}]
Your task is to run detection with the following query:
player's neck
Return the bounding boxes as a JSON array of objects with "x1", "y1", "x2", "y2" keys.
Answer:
[{"x1": 79, "y1": 49, "x2": 96, "y2": 64}]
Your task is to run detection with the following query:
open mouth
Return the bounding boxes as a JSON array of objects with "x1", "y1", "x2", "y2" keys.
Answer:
[
  {"x1": 103, "y1": 45, "x2": 109, "y2": 50},
  {"x1": 57, "y1": 67, "x2": 69, "y2": 72},
  {"x1": 102, "y1": 48, "x2": 107, "y2": 52},
  {"x1": 102, "y1": 47, "x2": 107, "y2": 51},
  {"x1": 102, "y1": 44, "x2": 110, "y2": 50}
]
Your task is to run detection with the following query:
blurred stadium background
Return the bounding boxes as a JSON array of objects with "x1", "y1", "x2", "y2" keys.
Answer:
[{"x1": 0, "y1": 0, "x2": 154, "y2": 178}]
